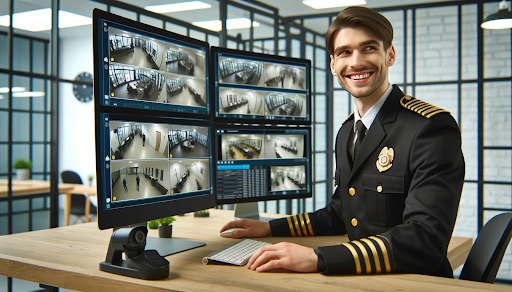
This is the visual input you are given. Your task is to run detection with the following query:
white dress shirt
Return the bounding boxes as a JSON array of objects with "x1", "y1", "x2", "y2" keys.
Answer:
[{"x1": 349, "y1": 84, "x2": 393, "y2": 159}]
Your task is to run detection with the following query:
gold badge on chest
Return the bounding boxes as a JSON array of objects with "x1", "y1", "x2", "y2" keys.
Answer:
[{"x1": 377, "y1": 147, "x2": 394, "y2": 172}]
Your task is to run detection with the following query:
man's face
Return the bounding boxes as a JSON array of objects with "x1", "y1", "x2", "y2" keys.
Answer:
[{"x1": 330, "y1": 26, "x2": 395, "y2": 99}]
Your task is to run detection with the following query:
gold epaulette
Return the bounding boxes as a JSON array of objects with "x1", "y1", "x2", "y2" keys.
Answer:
[
  {"x1": 399, "y1": 95, "x2": 449, "y2": 118},
  {"x1": 342, "y1": 112, "x2": 354, "y2": 125}
]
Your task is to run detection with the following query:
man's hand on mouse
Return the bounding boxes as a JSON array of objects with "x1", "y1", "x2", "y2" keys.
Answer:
[
  {"x1": 220, "y1": 218, "x2": 271, "y2": 238},
  {"x1": 247, "y1": 242, "x2": 318, "y2": 273}
]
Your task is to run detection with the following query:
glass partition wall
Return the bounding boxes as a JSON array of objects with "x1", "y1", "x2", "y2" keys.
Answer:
[{"x1": 1, "y1": 0, "x2": 512, "y2": 289}]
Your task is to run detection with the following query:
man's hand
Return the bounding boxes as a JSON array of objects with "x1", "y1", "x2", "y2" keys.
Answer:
[
  {"x1": 247, "y1": 242, "x2": 318, "y2": 273},
  {"x1": 219, "y1": 218, "x2": 271, "y2": 238}
]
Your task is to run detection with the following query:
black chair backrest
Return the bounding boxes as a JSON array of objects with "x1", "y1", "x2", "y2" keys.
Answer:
[
  {"x1": 61, "y1": 171, "x2": 83, "y2": 185},
  {"x1": 459, "y1": 212, "x2": 512, "y2": 283}
]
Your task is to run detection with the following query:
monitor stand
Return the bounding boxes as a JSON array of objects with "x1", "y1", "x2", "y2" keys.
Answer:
[
  {"x1": 234, "y1": 202, "x2": 273, "y2": 222},
  {"x1": 122, "y1": 223, "x2": 205, "y2": 257},
  {"x1": 145, "y1": 237, "x2": 205, "y2": 257}
]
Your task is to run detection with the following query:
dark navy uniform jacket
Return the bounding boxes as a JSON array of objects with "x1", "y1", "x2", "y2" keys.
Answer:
[{"x1": 269, "y1": 85, "x2": 465, "y2": 277}]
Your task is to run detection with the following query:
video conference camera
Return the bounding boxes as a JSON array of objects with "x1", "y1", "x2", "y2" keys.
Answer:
[{"x1": 99, "y1": 226, "x2": 169, "y2": 280}]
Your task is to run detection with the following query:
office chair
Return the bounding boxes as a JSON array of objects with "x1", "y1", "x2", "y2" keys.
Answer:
[
  {"x1": 459, "y1": 212, "x2": 512, "y2": 283},
  {"x1": 61, "y1": 171, "x2": 97, "y2": 225}
]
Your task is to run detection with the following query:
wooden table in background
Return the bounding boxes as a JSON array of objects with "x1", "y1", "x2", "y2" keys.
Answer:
[
  {"x1": 0, "y1": 179, "x2": 97, "y2": 226},
  {"x1": 0, "y1": 209, "x2": 499, "y2": 292}
]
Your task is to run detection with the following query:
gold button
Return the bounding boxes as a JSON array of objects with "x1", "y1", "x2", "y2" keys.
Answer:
[
  {"x1": 377, "y1": 185, "x2": 383, "y2": 193},
  {"x1": 349, "y1": 187, "x2": 356, "y2": 196},
  {"x1": 351, "y1": 218, "x2": 358, "y2": 227},
  {"x1": 334, "y1": 179, "x2": 336, "y2": 185}
]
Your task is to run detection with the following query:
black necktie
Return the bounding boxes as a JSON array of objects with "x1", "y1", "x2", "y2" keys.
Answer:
[{"x1": 354, "y1": 120, "x2": 366, "y2": 160}]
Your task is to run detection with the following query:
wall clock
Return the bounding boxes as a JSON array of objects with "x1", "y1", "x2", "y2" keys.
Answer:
[{"x1": 73, "y1": 72, "x2": 93, "y2": 103}]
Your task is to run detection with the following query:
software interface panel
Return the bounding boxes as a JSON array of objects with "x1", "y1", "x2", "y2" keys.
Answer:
[
  {"x1": 215, "y1": 127, "x2": 311, "y2": 202},
  {"x1": 97, "y1": 19, "x2": 209, "y2": 115}
]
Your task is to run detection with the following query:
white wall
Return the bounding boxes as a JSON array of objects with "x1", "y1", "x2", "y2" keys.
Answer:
[
  {"x1": 141, "y1": 123, "x2": 168, "y2": 154},
  {"x1": 110, "y1": 130, "x2": 120, "y2": 152},
  {"x1": 59, "y1": 37, "x2": 95, "y2": 184}
]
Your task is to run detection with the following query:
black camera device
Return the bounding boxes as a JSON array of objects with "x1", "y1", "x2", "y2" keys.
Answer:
[{"x1": 99, "y1": 226, "x2": 169, "y2": 280}]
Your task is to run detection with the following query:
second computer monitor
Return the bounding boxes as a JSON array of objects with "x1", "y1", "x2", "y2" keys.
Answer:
[
  {"x1": 211, "y1": 47, "x2": 311, "y2": 125},
  {"x1": 213, "y1": 125, "x2": 312, "y2": 219}
]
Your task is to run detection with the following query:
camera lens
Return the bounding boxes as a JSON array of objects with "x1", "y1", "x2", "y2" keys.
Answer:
[{"x1": 134, "y1": 230, "x2": 145, "y2": 244}]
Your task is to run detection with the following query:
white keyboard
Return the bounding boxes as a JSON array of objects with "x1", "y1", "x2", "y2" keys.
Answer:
[{"x1": 202, "y1": 239, "x2": 271, "y2": 266}]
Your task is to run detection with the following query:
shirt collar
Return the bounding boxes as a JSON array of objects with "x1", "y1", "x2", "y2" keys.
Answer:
[{"x1": 353, "y1": 84, "x2": 393, "y2": 132}]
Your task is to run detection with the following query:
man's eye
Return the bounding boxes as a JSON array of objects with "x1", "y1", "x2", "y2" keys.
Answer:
[
  {"x1": 338, "y1": 51, "x2": 350, "y2": 56},
  {"x1": 365, "y1": 46, "x2": 376, "y2": 51}
]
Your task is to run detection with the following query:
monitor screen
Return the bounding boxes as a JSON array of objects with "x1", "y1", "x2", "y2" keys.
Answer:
[
  {"x1": 93, "y1": 9, "x2": 215, "y2": 231},
  {"x1": 95, "y1": 9, "x2": 210, "y2": 119},
  {"x1": 213, "y1": 125, "x2": 312, "y2": 205},
  {"x1": 211, "y1": 47, "x2": 311, "y2": 125}
]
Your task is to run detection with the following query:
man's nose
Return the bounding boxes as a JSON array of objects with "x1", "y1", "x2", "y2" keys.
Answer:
[{"x1": 350, "y1": 50, "x2": 365, "y2": 68}]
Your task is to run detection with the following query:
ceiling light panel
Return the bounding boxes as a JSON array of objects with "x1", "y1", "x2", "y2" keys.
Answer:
[
  {"x1": 0, "y1": 8, "x2": 91, "y2": 32},
  {"x1": 193, "y1": 18, "x2": 260, "y2": 31},
  {"x1": 303, "y1": 0, "x2": 366, "y2": 9},
  {"x1": 146, "y1": 1, "x2": 211, "y2": 13}
]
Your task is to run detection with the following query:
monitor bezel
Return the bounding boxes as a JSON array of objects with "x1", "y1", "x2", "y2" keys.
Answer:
[
  {"x1": 212, "y1": 123, "x2": 313, "y2": 205},
  {"x1": 95, "y1": 112, "x2": 216, "y2": 230},
  {"x1": 93, "y1": 9, "x2": 212, "y2": 122},
  {"x1": 210, "y1": 46, "x2": 312, "y2": 126}
]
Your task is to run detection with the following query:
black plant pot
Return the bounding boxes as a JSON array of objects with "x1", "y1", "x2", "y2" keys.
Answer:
[{"x1": 158, "y1": 224, "x2": 173, "y2": 238}]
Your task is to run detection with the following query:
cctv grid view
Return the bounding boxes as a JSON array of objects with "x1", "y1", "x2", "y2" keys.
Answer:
[
  {"x1": 107, "y1": 120, "x2": 211, "y2": 207},
  {"x1": 106, "y1": 25, "x2": 208, "y2": 112},
  {"x1": 215, "y1": 54, "x2": 308, "y2": 121},
  {"x1": 216, "y1": 129, "x2": 308, "y2": 197}
]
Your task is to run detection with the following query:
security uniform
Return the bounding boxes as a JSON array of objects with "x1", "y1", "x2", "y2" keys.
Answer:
[{"x1": 269, "y1": 85, "x2": 465, "y2": 277}]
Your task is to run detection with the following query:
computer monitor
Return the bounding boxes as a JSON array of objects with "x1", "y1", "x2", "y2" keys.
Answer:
[
  {"x1": 211, "y1": 46, "x2": 311, "y2": 125},
  {"x1": 213, "y1": 125, "x2": 312, "y2": 221},
  {"x1": 93, "y1": 9, "x2": 215, "y2": 256},
  {"x1": 95, "y1": 9, "x2": 210, "y2": 120}
]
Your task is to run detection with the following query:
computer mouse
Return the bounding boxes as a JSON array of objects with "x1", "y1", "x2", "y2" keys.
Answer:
[{"x1": 220, "y1": 227, "x2": 245, "y2": 238}]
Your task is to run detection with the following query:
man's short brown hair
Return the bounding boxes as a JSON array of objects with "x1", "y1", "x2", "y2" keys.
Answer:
[{"x1": 325, "y1": 6, "x2": 393, "y2": 56}]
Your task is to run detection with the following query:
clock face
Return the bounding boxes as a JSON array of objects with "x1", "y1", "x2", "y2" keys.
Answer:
[{"x1": 73, "y1": 72, "x2": 93, "y2": 103}]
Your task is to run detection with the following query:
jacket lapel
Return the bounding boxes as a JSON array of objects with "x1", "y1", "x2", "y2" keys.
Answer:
[{"x1": 349, "y1": 85, "x2": 404, "y2": 178}]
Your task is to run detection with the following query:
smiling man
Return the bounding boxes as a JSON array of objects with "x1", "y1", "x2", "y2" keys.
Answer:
[{"x1": 221, "y1": 6, "x2": 465, "y2": 277}]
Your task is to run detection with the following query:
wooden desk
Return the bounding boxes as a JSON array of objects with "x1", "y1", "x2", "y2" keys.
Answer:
[{"x1": 0, "y1": 209, "x2": 502, "y2": 292}]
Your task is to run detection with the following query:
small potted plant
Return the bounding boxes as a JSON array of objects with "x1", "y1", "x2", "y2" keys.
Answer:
[
  {"x1": 155, "y1": 216, "x2": 176, "y2": 238},
  {"x1": 194, "y1": 209, "x2": 210, "y2": 217},
  {"x1": 13, "y1": 159, "x2": 32, "y2": 180},
  {"x1": 87, "y1": 174, "x2": 94, "y2": 186}
]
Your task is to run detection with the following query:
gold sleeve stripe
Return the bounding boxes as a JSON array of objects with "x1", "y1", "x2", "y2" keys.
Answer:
[
  {"x1": 286, "y1": 216, "x2": 297, "y2": 237},
  {"x1": 304, "y1": 213, "x2": 315, "y2": 236},
  {"x1": 352, "y1": 240, "x2": 371, "y2": 274},
  {"x1": 293, "y1": 216, "x2": 303, "y2": 237},
  {"x1": 361, "y1": 238, "x2": 381, "y2": 273},
  {"x1": 377, "y1": 235, "x2": 396, "y2": 271},
  {"x1": 369, "y1": 236, "x2": 391, "y2": 273},
  {"x1": 415, "y1": 103, "x2": 432, "y2": 113},
  {"x1": 400, "y1": 96, "x2": 449, "y2": 119},
  {"x1": 341, "y1": 243, "x2": 361, "y2": 274},
  {"x1": 298, "y1": 214, "x2": 309, "y2": 236}
]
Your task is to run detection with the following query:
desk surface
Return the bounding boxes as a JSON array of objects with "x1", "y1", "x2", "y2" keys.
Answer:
[{"x1": 0, "y1": 209, "x2": 505, "y2": 292}]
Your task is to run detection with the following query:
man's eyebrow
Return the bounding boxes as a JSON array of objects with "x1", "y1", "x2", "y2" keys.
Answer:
[{"x1": 333, "y1": 39, "x2": 381, "y2": 54}]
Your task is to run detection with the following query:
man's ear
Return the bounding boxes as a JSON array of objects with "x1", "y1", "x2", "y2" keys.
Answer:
[
  {"x1": 387, "y1": 44, "x2": 396, "y2": 67},
  {"x1": 330, "y1": 55, "x2": 337, "y2": 76}
]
